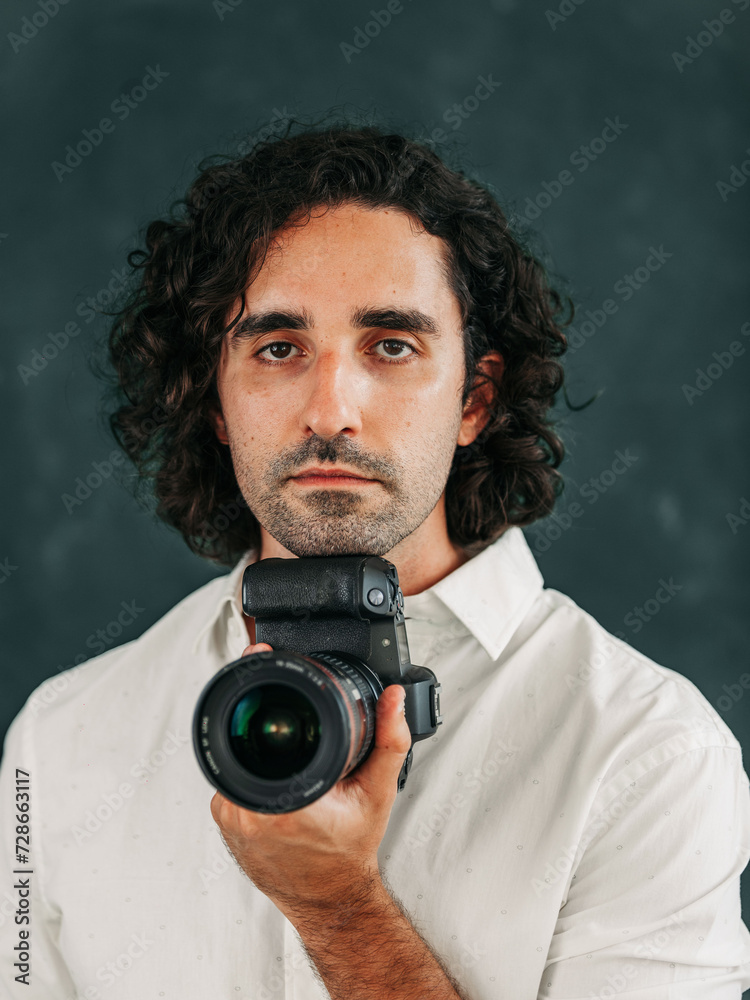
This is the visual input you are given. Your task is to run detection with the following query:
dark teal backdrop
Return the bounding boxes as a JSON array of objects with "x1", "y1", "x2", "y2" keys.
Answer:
[{"x1": 1, "y1": 0, "x2": 749, "y2": 950}]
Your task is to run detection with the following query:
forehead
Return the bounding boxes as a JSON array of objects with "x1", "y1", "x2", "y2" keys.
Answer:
[{"x1": 246, "y1": 203, "x2": 458, "y2": 313}]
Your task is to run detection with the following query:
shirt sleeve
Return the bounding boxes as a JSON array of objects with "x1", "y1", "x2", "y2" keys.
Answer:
[
  {"x1": 537, "y1": 742, "x2": 750, "y2": 999},
  {"x1": 0, "y1": 706, "x2": 79, "y2": 999}
]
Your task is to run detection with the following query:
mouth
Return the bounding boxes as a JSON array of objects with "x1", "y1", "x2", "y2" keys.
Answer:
[
  {"x1": 291, "y1": 475, "x2": 377, "y2": 486},
  {"x1": 290, "y1": 468, "x2": 378, "y2": 486}
]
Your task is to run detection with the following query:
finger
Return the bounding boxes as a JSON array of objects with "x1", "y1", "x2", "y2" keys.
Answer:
[
  {"x1": 375, "y1": 685, "x2": 412, "y2": 754},
  {"x1": 241, "y1": 642, "x2": 273, "y2": 657},
  {"x1": 354, "y1": 685, "x2": 412, "y2": 799},
  {"x1": 210, "y1": 790, "x2": 232, "y2": 826}
]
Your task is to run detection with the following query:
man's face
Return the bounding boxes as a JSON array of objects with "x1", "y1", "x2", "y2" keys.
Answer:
[{"x1": 212, "y1": 202, "x2": 490, "y2": 559}]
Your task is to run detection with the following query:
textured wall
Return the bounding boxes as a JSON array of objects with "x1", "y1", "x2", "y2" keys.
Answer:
[{"x1": 1, "y1": 0, "x2": 748, "y2": 936}]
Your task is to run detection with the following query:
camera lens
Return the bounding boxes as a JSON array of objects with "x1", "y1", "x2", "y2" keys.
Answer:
[
  {"x1": 229, "y1": 684, "x2": 320, "y2": 780},
  {"x1": 193, "y1": 649, "x2": 383, "y2": 813}
]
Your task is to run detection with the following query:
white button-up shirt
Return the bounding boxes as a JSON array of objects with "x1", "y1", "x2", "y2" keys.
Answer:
[{"x1": 1, "y1": 527, "x2": 749, "y2": 999}]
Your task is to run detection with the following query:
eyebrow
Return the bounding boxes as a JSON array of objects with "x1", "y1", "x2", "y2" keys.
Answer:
[{"x1": 226, "y1": 306, "x2": 441, "y2": 346}]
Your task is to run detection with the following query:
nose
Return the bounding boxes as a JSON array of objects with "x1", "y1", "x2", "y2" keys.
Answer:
[{"x1": 297, "y1": 348, "x2": 365, "y2": 439}]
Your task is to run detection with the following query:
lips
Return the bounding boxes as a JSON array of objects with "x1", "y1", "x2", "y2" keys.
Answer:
[{"x1": 292, "y1": 468, "x2": 373, "y2": 480}]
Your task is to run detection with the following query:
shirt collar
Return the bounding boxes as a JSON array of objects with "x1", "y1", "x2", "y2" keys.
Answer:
[
  {"x1": 190, "y1": 526, "x2": 544, "y2": 663},
  {"x1": 190, "y1": 547, "x2": 258, "y2": 656},
  {"x1": 402, "y1": 526, "x2": 544, "y2": 660}
]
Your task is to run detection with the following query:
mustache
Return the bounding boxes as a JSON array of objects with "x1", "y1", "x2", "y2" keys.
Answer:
[{"x1": 271, "y1": 436, "x2": 397, "y2": 482}]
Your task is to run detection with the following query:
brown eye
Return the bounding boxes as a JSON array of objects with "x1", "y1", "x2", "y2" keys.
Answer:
[
  {"x1": 374, "y1": 339, "x2": 415, "y2": 360},
  {"x1": 256, "y1": 342, "x2": 300, "y2": 361}
]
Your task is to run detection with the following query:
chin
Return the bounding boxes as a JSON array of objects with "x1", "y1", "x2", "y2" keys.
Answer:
[{"x1": 285, "y1": 540, "x2": 386, "y2": 558}]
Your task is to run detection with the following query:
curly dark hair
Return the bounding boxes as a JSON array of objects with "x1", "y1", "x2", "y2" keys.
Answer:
[{"x1": 99, "y1": 116, "x2": 574, "y2": 567}]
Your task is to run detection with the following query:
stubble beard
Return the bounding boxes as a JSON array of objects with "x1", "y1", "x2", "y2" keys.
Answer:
[{"x1": 226, "y1": 430, "x2": 460, "y2": 558}]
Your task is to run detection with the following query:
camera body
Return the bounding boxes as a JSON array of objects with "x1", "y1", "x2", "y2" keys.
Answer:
[{"x1": 193, "y1": 554, "x2": 442, "y2": 813}]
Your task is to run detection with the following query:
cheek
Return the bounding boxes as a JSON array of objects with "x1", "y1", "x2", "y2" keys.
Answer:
[
  {"x1": 397, "y1": 370, "x2": 463, "y2": 428},
  {"x1": 396, "y1": 414, "x2": 463, "y2": 468},
  {"x1": 221, "y1": 376, "x2": 279, "y2": 439}
]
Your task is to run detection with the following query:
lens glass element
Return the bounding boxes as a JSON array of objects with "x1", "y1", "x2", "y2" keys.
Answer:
[{"x1": 229, "y1": 683, "x2": 321, "y2": 780}]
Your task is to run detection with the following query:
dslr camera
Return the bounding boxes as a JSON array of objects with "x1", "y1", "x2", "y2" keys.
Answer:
[{"x1": 193, "y1": 555, "x2": 442, "y2": 813}]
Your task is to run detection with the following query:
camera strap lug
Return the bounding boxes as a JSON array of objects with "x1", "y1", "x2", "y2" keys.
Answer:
[{"x1": 396, "y1": 745, "x2": 414, "y2": 793}]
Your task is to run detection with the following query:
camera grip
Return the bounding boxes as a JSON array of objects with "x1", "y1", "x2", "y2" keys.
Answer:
[{"x1": 402, "y1": 666, "x2": 441, "y2": 739}]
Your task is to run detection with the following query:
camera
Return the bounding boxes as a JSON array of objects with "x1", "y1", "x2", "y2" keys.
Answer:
[{"x1": 192, "y1": 555, "x2": 442, "y2": 813}]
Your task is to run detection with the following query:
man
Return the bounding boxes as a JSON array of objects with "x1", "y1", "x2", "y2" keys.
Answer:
[{"x1": 1, "y1": 122, "x2": 749, "y2": 999}]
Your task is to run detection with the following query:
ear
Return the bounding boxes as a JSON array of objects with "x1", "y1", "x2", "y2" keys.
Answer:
[
  {"x1": 208, "y1": 403, "x2": 229, "y2": 446},
  {"x1": 457, "y1": 351, "x2": 504, "y2": 447}
]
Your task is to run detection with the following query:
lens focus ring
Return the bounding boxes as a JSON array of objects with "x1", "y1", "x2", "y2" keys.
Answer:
[{"x1": 310, "y1": 652, "x2": 381, "y2": 772}]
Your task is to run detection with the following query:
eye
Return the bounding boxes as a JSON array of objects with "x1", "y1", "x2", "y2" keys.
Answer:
[
  {"x1": 371, "y1": 339, "x2": 417, "y2": 362},
  {"x1": 253, "y1": 338, "x2": 418, "y2": 366},
  {"x1": 255, "y1": 341, "x2": 301, "y2": 362}
]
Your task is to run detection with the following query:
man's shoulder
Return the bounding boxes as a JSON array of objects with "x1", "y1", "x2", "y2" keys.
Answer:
[
  {"x1": 529, "y1": 585, "x2": 742, "y2": 769},
  {"x1": 7, "y1": 569, "x2": 232, "y2": 741}
]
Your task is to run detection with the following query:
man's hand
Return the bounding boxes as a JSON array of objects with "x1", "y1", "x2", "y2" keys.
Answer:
[
  {"x1": 209, "y1": 641, "x2": 413, "y2": 921},
  {"x1": 210, "y1": 642, "x2": 469, "y2": 1000}
]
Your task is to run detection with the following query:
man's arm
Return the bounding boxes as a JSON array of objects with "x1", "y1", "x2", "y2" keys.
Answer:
[
  {"x1": 285, "y1": 870, "x2": 470, "y2": 1000},
  {"x1": 211, "y1": 641, "x2": 473, "y2": 1000},
  {"x1": 537, "y1": 737, "x2": 750, "y2": 998}
]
